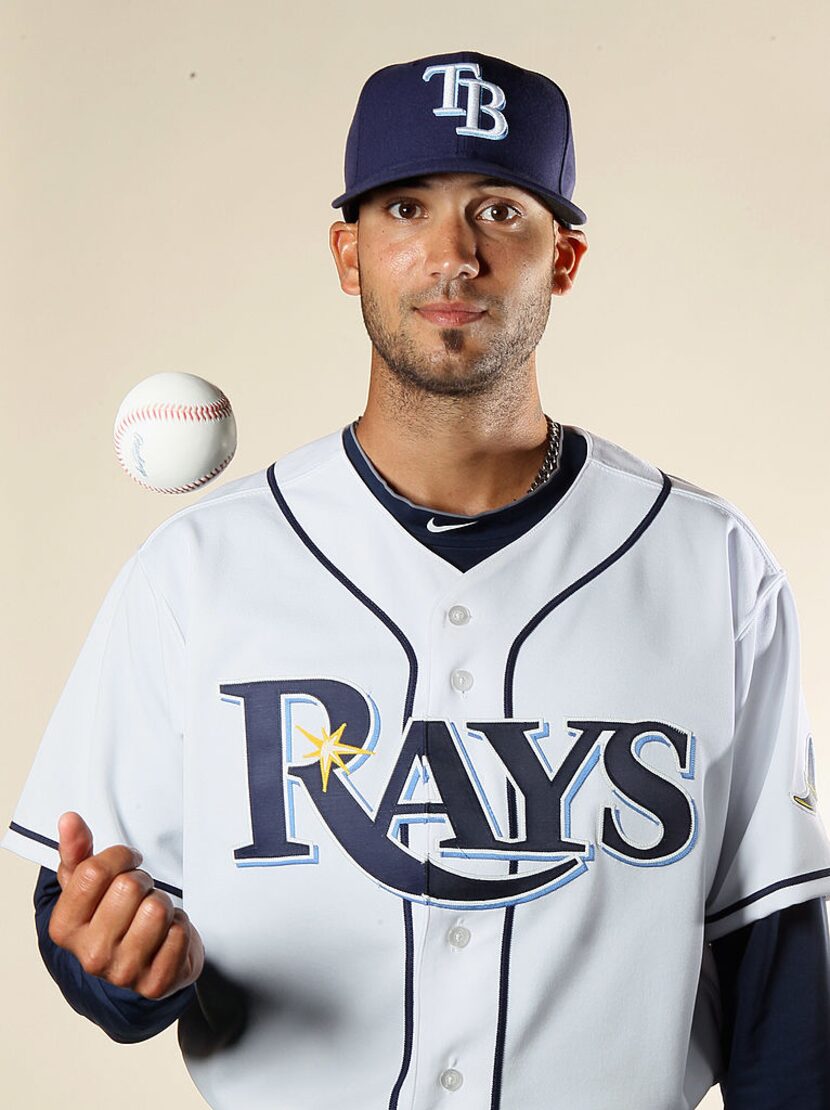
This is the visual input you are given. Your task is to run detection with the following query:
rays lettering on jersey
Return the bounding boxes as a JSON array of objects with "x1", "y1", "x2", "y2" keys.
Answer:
[
  {"x1": 220, "y1": 678, "x2": 698, "y2": 910},
  {"x1": 422, "y1": 62, "x2": 508, "y2": 140}
]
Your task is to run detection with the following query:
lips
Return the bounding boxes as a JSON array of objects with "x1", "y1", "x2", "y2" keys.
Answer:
[{"x1": 417, "y1": 303, "x2": 486, "y2": 326}]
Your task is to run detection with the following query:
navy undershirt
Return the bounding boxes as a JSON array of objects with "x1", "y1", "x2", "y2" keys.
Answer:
[
  {"x1": 33, "y1": 422, "x2": 830, "y2": 1106},
  {"x1": 341, "y1": 419, "x2": 588, "y2": 571}
]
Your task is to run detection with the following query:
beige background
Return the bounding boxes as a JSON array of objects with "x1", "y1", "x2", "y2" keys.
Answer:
[{"x1": 2, "y1": 2, "x2": 828, "y2": 1107}]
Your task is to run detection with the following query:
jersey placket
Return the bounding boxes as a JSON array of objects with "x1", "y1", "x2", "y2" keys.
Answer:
[{"x1": 403, "y1": 591, "x2": 507, "y2": 1110}]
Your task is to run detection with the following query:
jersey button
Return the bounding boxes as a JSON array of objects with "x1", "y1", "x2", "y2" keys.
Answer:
[
  {"x1": 447, "y1": 605, "x2": 471, "y2": 626},
  {"x1": 447, "y1": 925, "x2": 471, "y2": 949},
  {"x1": 450, "y1": 669, "x2": 474, "y2": 693},
  {"x1": 440, "y1": 1068, "x2": 464, "y2": 1092}
]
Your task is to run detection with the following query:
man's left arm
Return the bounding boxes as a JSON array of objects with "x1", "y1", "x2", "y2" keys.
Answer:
[
  {"x1": 704, "y1": 570, "x2": 830, "y2": 1105},
  {"x1": 712, "y1": 897, "x2": 830, "y2": 1108}
]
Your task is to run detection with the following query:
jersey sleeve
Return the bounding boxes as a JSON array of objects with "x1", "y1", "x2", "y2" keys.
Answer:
[
  {"x1": 705, "y1": 575, "x2": 830, "y2": 941},
  {"x1": 34, "y1": 867, "x2": 196, "y2": 1042},
  {"x1": 2, "y1": 552, "x2": 185, "y2": 905}
]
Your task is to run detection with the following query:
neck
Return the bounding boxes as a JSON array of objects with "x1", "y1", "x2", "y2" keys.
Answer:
[{"x1": 354, "y1": 361, "x2": 551, "y2": 517}]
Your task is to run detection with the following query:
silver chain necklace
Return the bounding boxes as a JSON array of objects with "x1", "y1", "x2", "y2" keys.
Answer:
[
  {"x1": 527, "y1": 415, "x2": 561, "y2": 493},
  {"x1": 353, "y1": 414, "x2": 561, "y2": 495}
]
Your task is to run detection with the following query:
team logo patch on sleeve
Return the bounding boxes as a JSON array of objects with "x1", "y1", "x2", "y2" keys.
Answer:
[{"x1": 792, "y1": 734, "x2": 818, "y2": 814}]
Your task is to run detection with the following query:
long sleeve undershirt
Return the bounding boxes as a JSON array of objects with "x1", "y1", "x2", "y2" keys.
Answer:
[{"x1": 712, "y1": 896, "x2": 830, "y2": 1107}]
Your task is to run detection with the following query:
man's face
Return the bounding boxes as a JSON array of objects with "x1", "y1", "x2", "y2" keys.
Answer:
[{"x1": 339, "y1": 173, "x2": 578, "y2": 398}]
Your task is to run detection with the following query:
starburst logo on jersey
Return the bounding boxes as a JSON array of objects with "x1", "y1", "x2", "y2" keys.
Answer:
[
  {"x1": 296, "y1": 722, "x2": 374, "y2": 792},
  {"x1": 792, "y1": 734, "x2": 818, "y2": 814},
  {"x1": 221, "y1": 677, "x2": 699, "y2": 910}
]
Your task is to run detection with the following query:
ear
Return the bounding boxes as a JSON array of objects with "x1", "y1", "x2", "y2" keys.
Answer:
[
  {"x1": 552, "y1": 227, "x2": 588, "y2": 296},
  {"x1": 329, "y1": 221, "x2": 361, "y2": 296}
]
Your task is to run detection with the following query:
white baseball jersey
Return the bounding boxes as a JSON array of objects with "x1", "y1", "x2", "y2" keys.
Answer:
[{"x1": 5, "y1": 424, "x2": 830, "y2": 1110}]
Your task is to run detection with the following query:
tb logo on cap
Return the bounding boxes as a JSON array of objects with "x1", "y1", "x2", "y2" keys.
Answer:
[{"x1": 423, "y1": 62, "x2": 508, "y2": 141}]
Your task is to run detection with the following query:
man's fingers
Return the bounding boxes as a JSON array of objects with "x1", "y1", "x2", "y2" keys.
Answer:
[
  {"x1": 87, "y1": 868, "x2": 156, "y2": 944},
  {"x1": 56, "y1": 811, "x2": 95, "y2": 889},
  {"x1": 133, "y1": 911, "x2": 203, "y2": 1000},
  {"x1": 105, "y1": 890, "x2": 176, "y2": 989},
  {"x1": 50, "y1": 844, "x2": 144, "y2": 940}
]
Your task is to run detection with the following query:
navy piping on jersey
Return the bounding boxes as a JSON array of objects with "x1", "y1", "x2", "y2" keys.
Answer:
[
  {"x1": 387, "y1": 826, "x2": 415, "y2": 1110},
  {"x1": 266, "y1": 463, "x2": 419, "y2": 724},
  {"x1": 705, "y1": 867, "x2": 830, "y2": 925},
  {"x1": 9, "y1": 821, "x2": 183, "y2": 899},
  {"x1": 342, "y1": 421, "x2": 589, "y2": 572},
  {"x1": 10, "y1": 820, "x2": 58, "y2": 851},
  {"x1": 266, "y1": 463, "x2": 419, "y2": 1110},
  {"x1": 489, "y1": 471, "x2": 673, "y2": 1110},
  {"x1": 490, "y1": 901, "x2": 517, "y2": 1110},
  {"x1": 504, "y1": 470, "x2": 672, "y2": 713},
  {"x1": 492, "y1": 781, "x2": 521, "y2": 1110}
]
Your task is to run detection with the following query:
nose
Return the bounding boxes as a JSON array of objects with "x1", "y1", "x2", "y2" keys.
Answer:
[{"x1": 423, "y1": 211, "x2": 480, "y2": 282}]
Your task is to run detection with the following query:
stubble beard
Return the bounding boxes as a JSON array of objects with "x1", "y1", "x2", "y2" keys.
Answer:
[{"x1": 359, "y1": 278, "x2": 553, "y2": 399}]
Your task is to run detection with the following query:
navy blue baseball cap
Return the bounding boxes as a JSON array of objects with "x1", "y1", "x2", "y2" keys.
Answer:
[{"x1": 332, "y1": 51, "x2": 586, "y2": 227}]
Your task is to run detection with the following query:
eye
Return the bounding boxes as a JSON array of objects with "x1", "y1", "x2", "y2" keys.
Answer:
[
  {"x1": 479, "y1": 202, "x2": 521, "y2": 223},
  {"x1": 386, "y1": 200, "x2": 423, "y2": 220}
]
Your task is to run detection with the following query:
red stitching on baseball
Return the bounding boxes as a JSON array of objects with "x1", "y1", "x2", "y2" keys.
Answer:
[
  {"x1": 113, "y1": 392, "x2": 234, "y2": 492},
  {"x1": 114, "y1": 395, "x2": 232, "y2": 443}
]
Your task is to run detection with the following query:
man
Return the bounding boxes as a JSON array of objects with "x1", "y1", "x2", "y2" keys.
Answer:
[{"x1": 5, "y1": 51, "x2": 830, "y2": 1109}]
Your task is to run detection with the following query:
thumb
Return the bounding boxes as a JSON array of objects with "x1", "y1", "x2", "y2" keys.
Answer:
[{"x1": 57, "y1": 811, "x2": 94, "y2": 889}]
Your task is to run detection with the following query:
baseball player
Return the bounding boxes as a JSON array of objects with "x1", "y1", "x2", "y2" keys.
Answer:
[{"x1": 6, "y1": 51, "x2": 830, "y2": 1110}]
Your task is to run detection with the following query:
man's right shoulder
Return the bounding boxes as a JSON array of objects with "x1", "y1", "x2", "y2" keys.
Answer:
[{"x1": 135, "y1": 427, "x2": 346, "y2": 570}]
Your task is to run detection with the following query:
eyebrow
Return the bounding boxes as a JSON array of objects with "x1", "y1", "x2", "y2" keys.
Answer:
[{"x1": 374, "y1": 175, "x2": 524, "y2": 193}]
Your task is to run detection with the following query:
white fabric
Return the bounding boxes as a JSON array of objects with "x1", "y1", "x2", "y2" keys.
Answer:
[{"x1": 5, "y1": 425, "x2": 830, "y2": 1110}]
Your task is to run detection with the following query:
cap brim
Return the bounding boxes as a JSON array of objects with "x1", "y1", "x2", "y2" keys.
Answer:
[{"x1": 331, "y1": 158, "x2": 586, "y2": 226}]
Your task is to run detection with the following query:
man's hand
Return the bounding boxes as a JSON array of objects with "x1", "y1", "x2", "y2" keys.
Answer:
[{"x1": 48, "y1": 811, "x2": 204, "y2": 1000}]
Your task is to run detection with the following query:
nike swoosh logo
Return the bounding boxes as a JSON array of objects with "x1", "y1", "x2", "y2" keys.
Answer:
[{"x1": 426, "y1": 516, "x2": 478, "y2": 533}]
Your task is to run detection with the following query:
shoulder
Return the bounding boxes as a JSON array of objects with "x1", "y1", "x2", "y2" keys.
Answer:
[
  {"x1": 143, "y1": 430, "x2": 343, "y2": 536},
  {"x1": 576, "y1": 425, "x2": 785, "y2": 627},
  {"x1": 132, "y1": 428, "x2": 345, "y2": 591}
]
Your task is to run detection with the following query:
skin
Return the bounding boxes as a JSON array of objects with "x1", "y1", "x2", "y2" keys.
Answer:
[
  {"x1": 49, "y1": 173, "x2": 587, "y2": 999},
  {"x1": 329, "y1": 171, "x2": 588, "y2": 515},
  {"x1": 49, "y1": 811, "x2": 204, "y2": 999}
]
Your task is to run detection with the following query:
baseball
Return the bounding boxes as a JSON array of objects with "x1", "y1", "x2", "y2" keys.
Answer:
[{"x1": 113, "y1": 372, "x2": 237, "y2": 494}]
